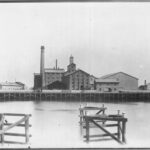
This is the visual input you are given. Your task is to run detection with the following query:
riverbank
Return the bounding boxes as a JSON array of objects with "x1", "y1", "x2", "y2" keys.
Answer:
[{"x1": 0, "y1": 90, "x2": 150, "y2": 102}]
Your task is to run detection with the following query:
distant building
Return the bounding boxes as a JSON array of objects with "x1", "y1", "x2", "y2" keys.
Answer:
[
  {"x1": 100, "y1": 72, "x2": 138, "y2": 90},
  {"x1": 34, "y1": 46, "x2": 65, "y2": 90},
  {"x1": 34, "y1": 73, "x2": 41, "y2": 90},
  {"x1": 95, "y1": 78, "x2": 119, "y2": 92},
  {"x1": 139, "y1": 80, "x2": 147, "y2": 90},
  {"x1": 0, "y1": 82, "x2": 25, "y2": 90},
  {"x1": 34, "y1": 47, "x2": 139, "y2": 91},
  {"x1": 62, "y1": 69, "x2": 90, "y2": 90},
  {"x1": 67, "y1": 55, "x2": 76, "y2": 73},
  {"x1": 89, "y1": 75, "x2": 97, "y2": 90},
  {"x1": 44, "y1": 67, "x2": 65, "y2": 87},
  {"x1": 146, "y1": 83, "x2": 150, "y2": 90},
  {"x1": 62, "y1": 55, "x2": 91, "y2": 90}
]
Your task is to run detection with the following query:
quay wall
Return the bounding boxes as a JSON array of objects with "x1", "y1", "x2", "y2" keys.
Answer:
[{"x1": 0, "y1": 90, "x2": 150, "y2": 102}]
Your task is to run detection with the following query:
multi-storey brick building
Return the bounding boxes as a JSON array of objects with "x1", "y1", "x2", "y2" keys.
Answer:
[
  {"x1": 62, "y1": 56, "x2": 91, "y2": 90},
  {"x1": 34, "y1": 46, "x2": 65, "y2": 90},
  {"x1": 44, "y1": 68, "x2": 65, "y2": 86}
]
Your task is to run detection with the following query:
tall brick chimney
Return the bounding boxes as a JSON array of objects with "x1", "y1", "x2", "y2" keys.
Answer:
[{"x1": 40, "y1": 46, "x2": 45, "y2": 88}]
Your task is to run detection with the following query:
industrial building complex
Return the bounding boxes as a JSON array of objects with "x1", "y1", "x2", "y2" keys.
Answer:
[{"x1": 34, "y1": 46, "x2": 139, "y2": 92}]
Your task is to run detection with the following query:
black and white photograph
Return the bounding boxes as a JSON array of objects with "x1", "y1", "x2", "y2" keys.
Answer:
[{"x1": 0, "y1": 0, "x2": 150, "y2": 149}]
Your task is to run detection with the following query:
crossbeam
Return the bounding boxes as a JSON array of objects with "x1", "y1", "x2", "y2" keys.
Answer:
[
  {"x1": 0, "y1": 116, "x2": 27, "y2": 134},
  {"x1": 4, "y1": 132, "x2": 32, "y2": 137},
  {"x1": 90, "y1": 119, "x2": 122, "y2": 144},
  {"x1": 0, "y1": 113, "x2": 31, "y2": 144},
  {"x1": 0, "y1": 0, "x2": 149, "y2": 2}
]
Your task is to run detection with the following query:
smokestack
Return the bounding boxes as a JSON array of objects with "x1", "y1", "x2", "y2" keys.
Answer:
[
  {"x1": 56, "y1": 59, "x2": 57, "y2": 70},
  {"x1": 40, "y1": 46, "x2": 45, "y2": 88},
  {"x1": 144, "y1": 80, "x2": 147, "y2": 86}
]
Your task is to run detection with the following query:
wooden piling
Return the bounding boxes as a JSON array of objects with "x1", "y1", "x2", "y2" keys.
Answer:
[
  {"x1": 122, "y1": 121, "x2": 126, "y2": 143},
  {"x1": 117, "y1": 121, "x2": 121, "y2": 140},
  {"x1": 25, "y1": 115, "x2": 30, "y2": 143},
  {"x1": 82, "y1": 113, "x2": 127, "y2": 144},
  {"x1": 85, "y1": 118, "x2": 89, "y2": 141},
  {"x1": 0, "y1": 114, "x2": 4, "y2": 143}
]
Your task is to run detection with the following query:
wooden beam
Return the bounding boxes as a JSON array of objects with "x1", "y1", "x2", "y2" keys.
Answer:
[
  {"x1": 25, "y1": 115, "x2": 30, "y2": 143},
  {"x1": 90, "y1": 119, "x2": 122, "y2": 144},
  {"x1": 117, "y1": 121, "x2": 121, "y2": 140},
  {"x1": 4, "y1": 140, "x2": 25, "y2": 144},
  {"x1": 122, "y1": 121, "x2": 126, "y2": 143},
  {"x1": 85, "y1": 119, "x2": 89, "y2": 141},
  {"x1": 4, "y1": 113, "x2": 31, "y2": 117},
  {"x1": 4, "y1": 123, "x2": 32, "y2": 127},
  {"x1": 84, "y1": 133, "x2": 118, "y2": 138},
  {"x1": 0, "y1": 114, "x2": 4, "y2": 143},
  {"x1": 84, "y1": 115, "x2": 127, "y2": 122},
  {"x1": 104, "y1": 124, "x2": 118, "y2": 127},
  {"x1": 0, "y1": 0, "x2": 150, "y2": 3},
  {"x1": 0, "y1": 116, "x2": 27, "y2": 134},
  {"x1": 4, "y1": 133, "x2": 31, "y2": 137}
]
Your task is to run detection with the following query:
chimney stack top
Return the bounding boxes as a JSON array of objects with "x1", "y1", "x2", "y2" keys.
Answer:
[{"x1": 41, "y1": 45, "x2": 45, "y2": 50}]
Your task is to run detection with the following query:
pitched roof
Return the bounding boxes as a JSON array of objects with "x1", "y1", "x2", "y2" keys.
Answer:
[
  {"x1": 90, "y1": 75, "x2": 98, "y2": 79},
  {"x1": 64, "y1": 69, "x2": 90, "y2": 76},
  {"x1": 0, "y1": 82, "x2": 24, "y2": 86},
  {"x1": 100, "y1": 72, "x2": 138, "y2": 80},
  {"x1": 15, "y1": 82, "x2": 25, "y2": 85}
]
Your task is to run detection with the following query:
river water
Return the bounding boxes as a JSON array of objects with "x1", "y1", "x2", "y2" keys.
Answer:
[{"x1": 0, "y1": 101, "x2": 149, "y2": 148}]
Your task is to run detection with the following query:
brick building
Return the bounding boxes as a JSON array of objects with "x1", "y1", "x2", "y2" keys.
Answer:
[
  {"x1": 34, "y1": 46, "x2": 65, "y2": 90},
  {"x1": 62, "y1": 69, "x2": 90, "y2": 90},
  {"x1": 62, "y1": 55, "x2": 91, "y2": 90}
]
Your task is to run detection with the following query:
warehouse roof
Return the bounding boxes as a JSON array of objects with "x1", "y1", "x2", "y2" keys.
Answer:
[
  {"x1": 64, "y1": 69, "x2": 90, "y2": 76},
  {"x1": 100, "y1": 72, "x2": 138, "y2": 80},
  {"x1": 0, "y1": 82, "x2": 24, "y2": 86}
]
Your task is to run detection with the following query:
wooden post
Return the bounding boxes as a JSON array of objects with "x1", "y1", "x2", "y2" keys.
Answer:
[
  {"x1": 117, "y1": 121, "x2": 121, "y2": 140},
  {"x1": 117, "y1": 110, "x2": 121, "y2": 140},
  {"x1": 25, "y1": 115, "x2": 29, "y2": 143},
  {"x1": 79, "y1": 107, "x2": 83, "y2": 124},
  {"x1": 122, "y1": 121, "x2": 126, "y2": 143},
  {"x1": 0, "y1": 114, "x2": 4, "y2": 143},
  {"x1": 85, "y1": 118, "x2": 89, "y2": 141}
]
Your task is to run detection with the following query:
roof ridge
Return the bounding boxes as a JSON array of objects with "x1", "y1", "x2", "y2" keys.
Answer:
[{"x1": 100, "y1": 72, "x2": 138, "y2": 80}]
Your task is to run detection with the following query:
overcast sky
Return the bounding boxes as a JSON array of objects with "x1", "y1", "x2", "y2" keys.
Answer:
[{"x1": 0, "y1": 2, "x2": 150, "y2": 87}]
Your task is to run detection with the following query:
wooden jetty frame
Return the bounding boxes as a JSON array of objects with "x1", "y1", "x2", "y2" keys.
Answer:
[
  {"x1": 83, "y1": 114, "x2": 127, "y2": 144},
  {"x1": 0, "y1": 113, "x2": 31, "y2": 144},
  {"x1": 79, "y1": 104, "x2": 107, "y2": 124}
]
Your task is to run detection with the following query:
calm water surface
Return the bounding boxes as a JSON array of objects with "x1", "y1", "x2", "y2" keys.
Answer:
[{"x1": 0, "y1": 101, "x2": 149, "y2": 148}]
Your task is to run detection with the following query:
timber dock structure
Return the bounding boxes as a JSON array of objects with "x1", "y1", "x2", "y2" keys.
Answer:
[
  {"x1": 0, "y1": 90, "x2": 150, "y2": 102},
  {"x1": 0, "y1": 113, "x2": 31, "y2": 144},
  {"x1": 79, "y1": 106, "x2": 127, "y2": 144}
]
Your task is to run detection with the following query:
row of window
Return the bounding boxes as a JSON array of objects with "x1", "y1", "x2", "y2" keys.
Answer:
[
  {"x1": 46, "y1": 76, "x2": 61, "y2": 80},
  {"x1": 71, "y1": 73, "x2": 88, "y2": 78}
]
